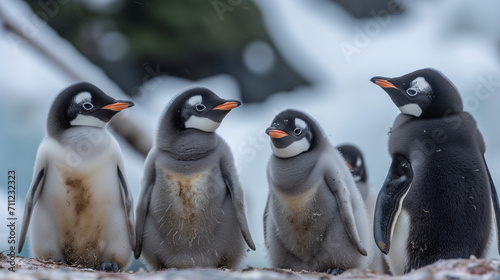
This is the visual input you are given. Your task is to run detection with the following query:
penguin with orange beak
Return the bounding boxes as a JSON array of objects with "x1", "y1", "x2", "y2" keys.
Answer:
[
  {"x1": 18, "y1": 82, "x2": 136, "y2": 272},
  {"x1": 134, "y1": 87, "x2": 255, "y2": 269},
  {"x1": 371, "y1": 68, "x2": 500, "y2": 275},
  {"x1": 263, "y1": 109, "x2": 374, "y2": 273}
]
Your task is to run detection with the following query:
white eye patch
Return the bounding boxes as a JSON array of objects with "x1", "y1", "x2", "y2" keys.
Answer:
[
  {"x1": 74, "y1": 92, "x2": 92, "y2": 104},
  {"x1": 187, "y1": 95, "x2": 202, "y2": 106},
  {"x1": 409, "y1": 77, "x2": 431, "y2": 93},
  {"x1": 356, "y1": 157, "x2": 362, "y2": 167},
  {"x1": 294, "y1": 118, "x2": 307, "y2": 129}
]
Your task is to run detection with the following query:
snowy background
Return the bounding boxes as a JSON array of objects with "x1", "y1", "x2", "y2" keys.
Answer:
[{"x1": 1, "y1": 0, "x2": 500, "y2": 271}]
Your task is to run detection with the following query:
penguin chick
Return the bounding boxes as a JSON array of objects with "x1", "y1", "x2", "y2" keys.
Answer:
[
  {"x1": 337, "y1": 144, "x2": 389, "y2": 274},
  {"x1": 18, "y1": 82, "x2": 136, "y2": 272},
  {"x1": 371, "y1": 68, "x2": 500, "y2": 275},
  {"x1": 264, "y1": 109, "x2": 374, "y2": 272},
  {"x1": 337, "y1": 145, "x2": 369, "y2": 200},
  {"x1": 134, "y1": 87, "x2": 255, "y2": 270}
]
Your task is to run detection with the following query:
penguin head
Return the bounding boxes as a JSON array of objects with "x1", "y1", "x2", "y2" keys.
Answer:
[
  {"x1": 47, "y1": 82, "x2": 134, "y2": 138},
  {"x1": 371, "y1": 68, "x2": 463, "y2": 118},
  {"x1": 337, "y1": 144, "x2": 367, "y2": 183},
  {"x1": 266, "y1": 109, "x2": 321, "y2": 159},
  {"x1": 168, "y1": 87, "x2": 241, "y2": 133}
]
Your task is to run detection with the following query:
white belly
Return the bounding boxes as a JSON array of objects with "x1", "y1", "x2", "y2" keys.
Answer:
[
  {"x1": 386, "y1": 210, "x2": 411, "y2": 275},
  {"x1": 30, "y1": 134, "x2": 128, "y2": 267},
  {"x1": 483, "y1": 201, "x2": 500, "y2": 260}
]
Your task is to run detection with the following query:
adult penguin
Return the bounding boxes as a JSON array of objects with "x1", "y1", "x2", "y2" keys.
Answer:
[{"x1": 371, "y1": 68, "x2": 500, "y2": 275}]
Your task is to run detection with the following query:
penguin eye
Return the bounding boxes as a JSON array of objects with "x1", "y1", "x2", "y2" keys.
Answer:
[
  {"x1": 195, "y1": 104, "x2": 206, "y2": 112},
  {"x1": 406, "y1": 88, "x2": 418, "y2": 96},
  {"x1": 293, "y1": 128, "x2": 302, "y2": 135},
  {"x1": 82, "y1": 102, "x2": 94, "y2": 111}
]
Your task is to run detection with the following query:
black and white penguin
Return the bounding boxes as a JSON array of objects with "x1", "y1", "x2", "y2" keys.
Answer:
[
  {"x1": 134, "y1": 87, "x2": 255, "y2": 270},
  {"x1": 371, "y1": 68, "x2": 500, "y2": 275},
  {"x1": 337, "y1": 144, "x2": 388, "y2": 274},
  {"x1": 18, "y1": 82, "x2": 136, "y2": 272},
  {"x1": 337, "y1": 145, "x2": 369, "y2": 199},
  {"x1": 264, "y1": 109, "x2": 373, "y2": 272}
]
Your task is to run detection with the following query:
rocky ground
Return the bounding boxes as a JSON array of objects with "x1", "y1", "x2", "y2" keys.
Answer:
[{"x1": 1, "y1": 254, "x2": 500, "y2": 280}]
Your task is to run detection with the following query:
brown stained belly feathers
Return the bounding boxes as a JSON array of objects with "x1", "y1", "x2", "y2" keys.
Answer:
[
  {"x1": 164, "y1": 171, "x2": 209, "y2": 245},
  {"x1": 275, "y1": 186, "x2": 321, "y2": 251},
  {"x1": 59, "y1": 173, "x2": 106, "y2": 267}
]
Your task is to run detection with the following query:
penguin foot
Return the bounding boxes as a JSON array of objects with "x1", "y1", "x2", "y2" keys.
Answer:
[
  {"x1": 95, "y1": 262, "x2": 119, "y2": 272},
  {"x1": 326, "y1": 268, "x2": 344, "y2": 275}
]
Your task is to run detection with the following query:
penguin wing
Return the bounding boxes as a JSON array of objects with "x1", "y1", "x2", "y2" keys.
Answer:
[
  {"x1": 263, "y1": 195, "x2": 270, "y2": 242},
  {"x1": 18, "y1": 155, "x2": 47, "y2": 253},
  {"x1": 221, "y1": 156, "x2": 256, "y2": 251},
  {"x1": 117, "y1": 164, "x2": 136, "y2": 252},
  {"x1": 373, "y1": 154, "x2": 413, "y2": 255},
  {"x1": 484, "y1": 157, "x2": 500, "y2": 253},
  {"x1": 325, "y1": 173, "x2": 368, "y2": 256},
  {"x1": 134, "y1": 153, "x2": 156, "y2": 259}
]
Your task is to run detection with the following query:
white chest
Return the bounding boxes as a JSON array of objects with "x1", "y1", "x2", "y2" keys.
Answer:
[{"x1": 386, "y1": 210, "x2": 411, "y2": 275}]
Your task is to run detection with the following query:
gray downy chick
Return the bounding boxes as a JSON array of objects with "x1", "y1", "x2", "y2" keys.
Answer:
[
  {"x1": 134, "y1": 87, "x2": 255, "y2": 270},
  {"x1": 264, "y1": 109, "x2": 374, "y2": 272}
]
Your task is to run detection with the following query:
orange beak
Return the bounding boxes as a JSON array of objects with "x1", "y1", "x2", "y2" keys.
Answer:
[
  {"x1": 373, "y1": 79, "x2": 398, "y2": 89},
  {"x1": 267, "y1": 130, "x2": 289, "y2": 139},
  {"x1": 347, "y1": 163, "x2": 354, "y2": 171},
  {"x1": 101, "y1": 101, "x2": 134, "y2": 111},
  {"x1": 212, "y1": 101, "x2": 241, "y2": 111}
]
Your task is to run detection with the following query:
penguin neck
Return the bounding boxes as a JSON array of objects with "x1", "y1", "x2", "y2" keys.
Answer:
[
  {"x1": 157, "y1": 128, "x2": 218, "y2": 160},
  {"x1": 47, "y1": 106, "x2": 72, "y2": 141},
  {"x1": 270, "y1": 142, "x2": 324, "y2": 195},
  {"x1": 389, "y1": 111, "x2": 478, "y2": 157}
]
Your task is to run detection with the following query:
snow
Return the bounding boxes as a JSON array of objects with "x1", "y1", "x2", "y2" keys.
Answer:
[{"x1": 1, "y1": 0, "x2": 500, "y2": 273}]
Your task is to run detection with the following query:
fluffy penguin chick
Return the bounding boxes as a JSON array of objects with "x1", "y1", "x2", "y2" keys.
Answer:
[
  {"x1": 134, "y1": 87, "x2": 255, "y2": 270},
  {"x1": 264, "y1": 109, "x2": 374, "y2": 272},
  {"x1": 371, "y1": 68, "x2": 500, "y2": 275},
  {"x1": 18, "y1": 82, "x2": 136, "y2": 272},
  {"x1": 337, "y1": 144, "x2": 388, "y2": 274}
]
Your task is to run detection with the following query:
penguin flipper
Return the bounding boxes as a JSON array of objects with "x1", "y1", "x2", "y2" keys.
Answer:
[
  {"x1": 484, "y1": 157, "x2": 500, "y2": 253},
  {"x1": 325, "y1": 174, "x2": 367, "y2": 256},
  {"x1": 117, "y1": 165, "x2": 136, "y2": 252},
  {"x1": 263, "y1": 196, "x2": 270, "y2": 242},
  {"x1": 134, "y1": 154, "x2": 156, "y2": 259},
  {"x1": 373, "y1": 154, "x2": 413, "y2": 255},
  {"x1": 18, "y1": 167, "x2": 46, "y2": 253},
  {"x1": 221, "y1": 158, "x2": 256, "y2": 251}
]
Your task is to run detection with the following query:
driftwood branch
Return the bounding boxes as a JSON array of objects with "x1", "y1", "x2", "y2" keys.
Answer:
[{"x1": 0, "y1": 1, "x2": 152, "y2": 157}]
